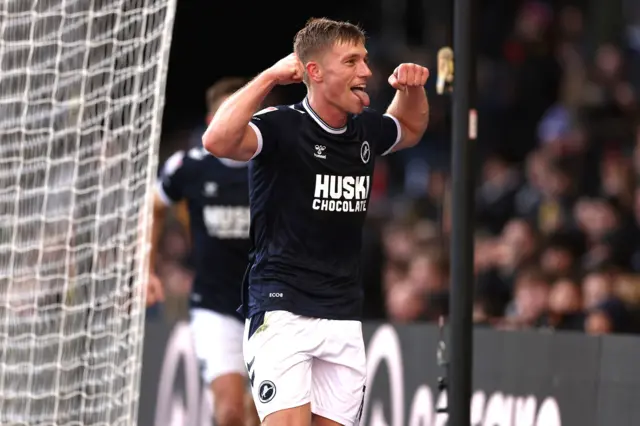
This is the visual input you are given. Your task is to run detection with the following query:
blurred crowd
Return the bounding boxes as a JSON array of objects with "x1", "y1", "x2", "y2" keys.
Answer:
[{"x1": 151, "y1": 1, "x2": 640, "y2": 335}]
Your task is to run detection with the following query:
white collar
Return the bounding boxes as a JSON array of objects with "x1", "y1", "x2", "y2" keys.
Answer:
[{"x1": 302, "y1": 97, "x2": 347, "y2": 134}]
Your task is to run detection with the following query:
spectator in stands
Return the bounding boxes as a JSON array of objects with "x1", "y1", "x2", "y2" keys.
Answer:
[
  {"x1": 536, "y1": 157, "x2": 578, "y2": 235},
  {"x1": 537, "y1": 276, "x2": 585, "y2": 331},
  {"x1": 473, "y1": 292, "x2": 504, "y2": 327},
  {"x1": 599, "y1": 151, "x2": 635, "y2": 209},
  {"x1": 382, "y1": 220, "x2": 416, "y2": 267},
  {"x1": 501, "y1": 266, "x2": 551, "y2": 330},
  {"x1": 514, "y1": 148, "x2": 547, "y2": 218},
  {"x1": 154, "y1": 2, "x2": 640, "y2": 337},
  {"x1": 475, "y1": 154, "x2": 522, "y2": 235},
  {"x1": 476, "y1": 219, "x2": 539, "y2": 315},
  {"x1": 386, "y1": 281, "x2": 426, "y2": 323},
  {"x1": 582, "y1": 267, "x2": 616, "y2": 311},
  {"x1": 412, "y1": 169, "x2": 448, "y2": 223},
  {"x1": 539, "y1": 231, "x2": 583, "y2": 279},
  {"x1": 408, "y1": 247, "x2": 450, "y2": 320},
  {"x1": 585, "y1": 298, "x2": 632, "y2": 335},
  {"x1": 576, "y1": 198, "x2": 634, "y2": 270}
]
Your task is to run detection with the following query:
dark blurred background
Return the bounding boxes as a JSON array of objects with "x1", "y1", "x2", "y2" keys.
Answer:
[{"x1": 150, "y1": 0, "x2": 640, "y2": 336}]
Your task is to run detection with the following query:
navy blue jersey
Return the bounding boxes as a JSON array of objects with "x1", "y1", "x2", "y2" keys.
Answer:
[
  {"x1": 158, "y1": 147, "x2": 251, "y2": 319},
  {"x1": 243, "y1": 98, "x2": 401, "y2": 320}
]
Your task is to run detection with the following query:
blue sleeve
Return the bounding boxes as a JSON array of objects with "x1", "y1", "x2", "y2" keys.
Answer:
[
  {"x1": 360, "y1": 108, "x2": 403, "y2": 156},
  {"x1": 157, "y1": 150, "x2": 188, "y2": 205},
  {"x1": 248, "y1": 106, "x2": 284, "y2": 159},
  {"x1": 376, "y1": 113, "x2": 402, "y2": 156}
]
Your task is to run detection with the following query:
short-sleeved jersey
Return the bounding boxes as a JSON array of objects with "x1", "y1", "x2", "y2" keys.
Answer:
[
  {"x1": 243, "y1": 97, "x2": 402, "y2": 320},
  {"x1": 157, "y1": 147, "x2": 251, "y2": 319}
]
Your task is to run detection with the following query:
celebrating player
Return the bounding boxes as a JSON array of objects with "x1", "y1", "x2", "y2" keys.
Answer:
[
  {"x1": 148, "y1": 77, "x2": 258, "y2": 426},
  {"x1": 203, "y1": 18, "x2": 430, "y2": 426}
]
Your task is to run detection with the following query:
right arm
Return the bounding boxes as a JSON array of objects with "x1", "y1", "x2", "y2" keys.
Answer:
[
  {"x1": 146, "y1": 150, "x2": 190, "y2": 305},
  {"x1": 145, "y1": 188, "x2": 168, "y2": 307},
  {"x1": 202, "y1": 53, "x2": 303, "y2": 161},
  {"x1": 202, "y1": 72, "x2": 277, "y2": 161},
  {"x1": 149, "y1": 188, "x2": 168, "y2": 269}
]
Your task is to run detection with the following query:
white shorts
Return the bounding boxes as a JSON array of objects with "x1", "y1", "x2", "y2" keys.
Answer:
[
  {"x1": 243, "y1": 310, "x2": 367, "y2": 426},
  {"x1": 189, "y1": 308, "x2": 247, "y2": 384}
]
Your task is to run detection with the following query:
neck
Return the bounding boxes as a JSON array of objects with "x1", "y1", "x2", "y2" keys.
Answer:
[{"x1": 307, "y1": 91, "x2": 347, "y2": 128}]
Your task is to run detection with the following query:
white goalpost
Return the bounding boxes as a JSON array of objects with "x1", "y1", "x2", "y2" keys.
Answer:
[{"x1": 0, "y1": 0, "x2": 177, "y2": 424}]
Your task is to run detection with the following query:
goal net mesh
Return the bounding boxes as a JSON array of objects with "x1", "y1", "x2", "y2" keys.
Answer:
[{"x1": 0, "y1": 0, "x2": 176, "y2": 424}]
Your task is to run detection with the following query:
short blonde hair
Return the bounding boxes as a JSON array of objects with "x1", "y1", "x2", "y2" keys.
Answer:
[{"x1": 293, "y1": 17, "x2": 365, "y2": 65}]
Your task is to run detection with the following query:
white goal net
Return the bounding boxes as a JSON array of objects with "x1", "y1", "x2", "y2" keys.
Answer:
[{"x1": 0, "y1": 0, "x2": 176, "y2": 424}]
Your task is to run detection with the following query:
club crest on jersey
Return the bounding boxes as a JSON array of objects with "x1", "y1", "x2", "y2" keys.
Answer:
[
  {"x1": 360, "y1": 141, "x2": 370, "y2": 164},
  {"x1": 203, "y1": 181, "x2": 218, "y2": 197},
  {"x1": 314, "y1": 145, "x2": 327, "y2": 159},
  {"x1": 313, "y1": 174, "x2": 370, "y2": 212}
]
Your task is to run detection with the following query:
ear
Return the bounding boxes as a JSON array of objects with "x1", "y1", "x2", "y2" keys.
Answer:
[{"x1": 306, "y1": 61, "x2": 323, "y2": 83}]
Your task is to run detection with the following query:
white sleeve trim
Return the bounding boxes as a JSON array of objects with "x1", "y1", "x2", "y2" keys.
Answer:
[
  {"x1": 155, "y1": 181, "x2": 175, "y2": 206},
  {"x1": 381, "y1": 113, "x2": 403, "y2": 156},
  {"x1": 248, "y1": 121, "x2": 264, "y2": 160}
]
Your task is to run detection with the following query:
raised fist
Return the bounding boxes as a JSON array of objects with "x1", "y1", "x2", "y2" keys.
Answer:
[
  {"x1": 388, "y1": 63, "x2": 430, "y2": 91},
  {"x1": 267, "y1": 53, "x2": 304, "y2": 86}
]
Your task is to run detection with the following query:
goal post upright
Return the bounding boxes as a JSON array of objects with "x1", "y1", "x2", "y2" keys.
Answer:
[
  {"x1": 448, "y1": 0, "x2": 476, "y2": 424},
  {"x1": 0, "y1": 1, "x2": 178, "y2": 424}
]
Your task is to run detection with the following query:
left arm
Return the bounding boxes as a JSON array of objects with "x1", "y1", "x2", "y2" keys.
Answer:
[{"x1": 384, "y1": 63, "x2": 430, "y2": 153}]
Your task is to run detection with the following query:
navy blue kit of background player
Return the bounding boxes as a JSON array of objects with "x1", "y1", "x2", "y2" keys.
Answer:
[
  {"x1": 149, "y1": 77, "x2": 261, "y2": 426},
  {"x1": 156, "y1": 148, "x2": 252, "y2": 377},
  {"x1": 203, "y1": 18, "x2": 430, "y2": 426}
]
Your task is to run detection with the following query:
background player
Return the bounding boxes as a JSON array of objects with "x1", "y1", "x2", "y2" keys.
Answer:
[
  {"x1": 203, "y1": 18, "x2": 430, "y2": 426},
  {"x1": 147, "y1": 77, "x2": 259, "y2": 426}
]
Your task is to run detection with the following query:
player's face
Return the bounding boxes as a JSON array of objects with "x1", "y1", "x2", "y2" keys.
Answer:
[{"x1": 319, "y1": 41, "x2": 372, "y2": 114}]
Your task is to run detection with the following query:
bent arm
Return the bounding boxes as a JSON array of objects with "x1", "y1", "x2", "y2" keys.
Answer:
[
  {"x1": 202, "y1": 71, "x2": 278, "y2": 161},
  {"x1": 385, "y1": 87, "x2": 430, "y2": 153},
  {"x1": 149, "y1": 188, "x2": 169, "y2": 269}
]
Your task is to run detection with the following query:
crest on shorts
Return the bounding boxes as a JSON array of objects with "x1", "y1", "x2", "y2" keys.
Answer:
[
  {"x1": 361, "y1": 141, "x2": 370, "y2": 164},
  {"x1": 258, "y1": 380, "x2": 276, "y2": 403}
]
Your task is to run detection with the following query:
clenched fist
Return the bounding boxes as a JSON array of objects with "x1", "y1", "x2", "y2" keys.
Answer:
[
  {"x1": 388, "y1": 63, "x2": 430, "y2": 91},
  {"x1": 267, "y1": 53, "x2": 304, "y2": 86}
]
